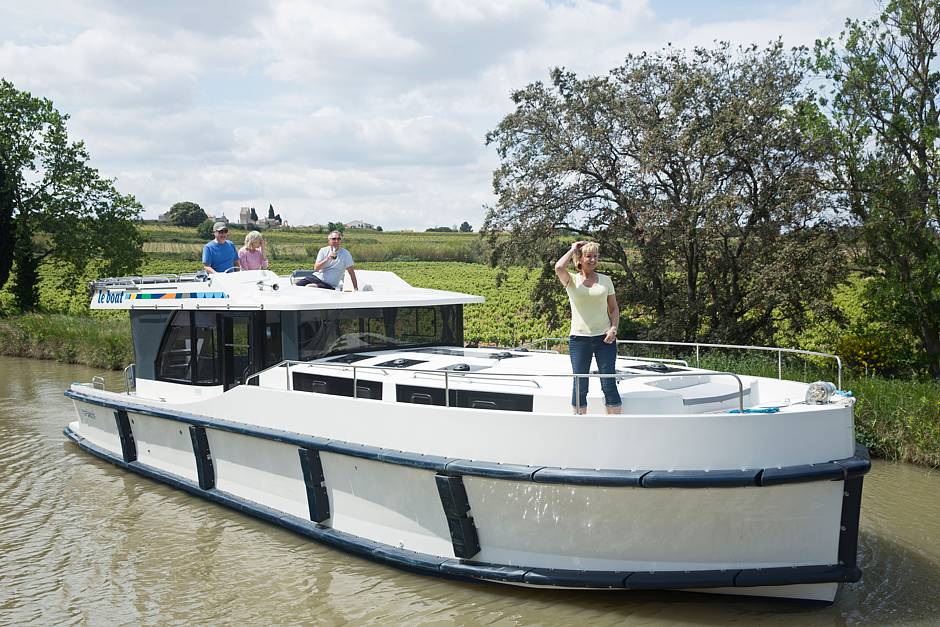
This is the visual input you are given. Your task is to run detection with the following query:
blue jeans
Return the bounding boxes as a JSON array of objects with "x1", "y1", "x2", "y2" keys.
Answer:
[{"x1": 570, "y1": 334, "x2": 621, "y2": 409}]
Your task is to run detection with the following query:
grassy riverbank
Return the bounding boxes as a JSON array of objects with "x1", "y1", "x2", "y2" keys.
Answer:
[
  {"x1": 0, "y1": 313, "x2": 132, "y2": 370},
  {"x1": 1, "y1": 310, "x2": 937, "y2": 467}
]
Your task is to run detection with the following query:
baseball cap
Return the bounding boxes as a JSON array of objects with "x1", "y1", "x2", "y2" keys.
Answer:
[{"x1": 213, "y1": 222, "x2": 228, "y2": 232}]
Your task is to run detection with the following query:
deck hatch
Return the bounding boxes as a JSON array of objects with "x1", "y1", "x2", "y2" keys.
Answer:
[
  {"x1": 396, "y1": 385, "x2": 533, "y2": 412},
  {"x1": 292, "y1": 372, "x2": 383, "y2": 399},
  {"x1": 298, "y1": 448, "x2": 330, "y2": 523},
  {"x1": 435, "y1": 474, "x2": 480, "y2": 559},
  {"x1": 113, "y1": 409, "x2": 137, "y2": 463},
  {"x1": 188, "y1": 425, "x2": 215, "y2": 490},
  {"x1": 373, "y1": 358, "x2": 427, "y2": 368}
]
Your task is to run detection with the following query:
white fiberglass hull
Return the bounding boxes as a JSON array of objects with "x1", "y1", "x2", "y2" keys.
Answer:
[{"x1": 65, "y1": 384, "x2": 867, "y2": 603}]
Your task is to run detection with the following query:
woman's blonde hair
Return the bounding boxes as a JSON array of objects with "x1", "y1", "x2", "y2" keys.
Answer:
[
  {"x1": 573, "y1": 242, "x2": 599, "y2": 270},
  {"x1": 245, "y1": 231, "x2": 263, "y2": 249}
]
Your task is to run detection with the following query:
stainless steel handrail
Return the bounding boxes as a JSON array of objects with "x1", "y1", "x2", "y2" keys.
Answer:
[
  {"x1": 124, "y1": 363, "x2": 136, "y2": 394},
  {"x1": 245, "y1": 358, "x2": 747, "y2": 411},
  {"x1": 536, "y1": 337, "x2": 842, "y2": 389}
]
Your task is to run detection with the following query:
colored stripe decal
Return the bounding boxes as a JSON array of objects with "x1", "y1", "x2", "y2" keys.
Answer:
[{"x1": 128, "y1": 292, "x2": 228, "y2": 300}]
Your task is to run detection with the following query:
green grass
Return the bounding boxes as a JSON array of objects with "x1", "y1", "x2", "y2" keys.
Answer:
[
  {"x1": 140, "y1": 224, "x2": 485, "y2": 263},
  {"x1": 0, "y1": 313, "x2": 133, "y2": 370}
]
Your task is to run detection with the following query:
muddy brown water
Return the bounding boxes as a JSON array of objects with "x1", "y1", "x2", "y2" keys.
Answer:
[{"x1": 1, "y1": 356, "x2": 938, "y2": 625}]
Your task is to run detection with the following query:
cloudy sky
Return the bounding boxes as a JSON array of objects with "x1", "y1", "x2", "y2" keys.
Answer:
[{"x1": 1, "y1": 0, "x2": 877, "y2": 230}]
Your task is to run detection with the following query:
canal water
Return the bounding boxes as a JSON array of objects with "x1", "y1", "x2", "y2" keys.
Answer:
[{"x1": 1, "y1": 356, "x2": 938, "y2": 626}]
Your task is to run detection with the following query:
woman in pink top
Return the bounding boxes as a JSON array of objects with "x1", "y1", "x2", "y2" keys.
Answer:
[{"x1": 238, "y1": 231, "x2": 269, "y2": 270}]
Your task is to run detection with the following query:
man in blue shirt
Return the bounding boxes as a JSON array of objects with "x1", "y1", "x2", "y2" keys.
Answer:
[{"x1": 202, "y1": 222, "x2": 240, "y2": 273}]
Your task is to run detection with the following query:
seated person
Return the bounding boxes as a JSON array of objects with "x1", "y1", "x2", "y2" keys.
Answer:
[
  {"x1": 202, "y1": 223, "x2": 240, "y2": 274},
  {"x1": 238, "y1": 230, "x2": 269, "y2": 270},
  {"x1": 296, "y1": 230, "x2": 358, "y2": 290}
]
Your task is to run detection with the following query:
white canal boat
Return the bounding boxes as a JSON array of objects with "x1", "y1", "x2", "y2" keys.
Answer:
[{"x1": 65, "y1": 269, "x2": 869, "y2": 603}]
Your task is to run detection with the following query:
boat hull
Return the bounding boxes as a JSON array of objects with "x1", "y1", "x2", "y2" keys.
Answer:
[{"x1": 65, "y1": 389, "x2": 867, "y2": 602}]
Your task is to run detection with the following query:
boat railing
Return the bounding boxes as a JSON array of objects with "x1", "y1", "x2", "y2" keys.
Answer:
[
  {"x1": 89, "y1": 272, "x2": 208, "y2": 292},
  {"x1": 124, "y1": 363, "x2": 136, "y2": 394},
  {"x1": 532, "y1": 338, "x2": 842, "y2": 390},
  {"x1": 246, "y1": 359, "x2": 747, "y2": 411}
]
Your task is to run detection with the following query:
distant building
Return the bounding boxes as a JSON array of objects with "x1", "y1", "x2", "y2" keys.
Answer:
[
  {"x1": 345, "y1": 219, "x2": 375, "y2": 230},
  {"x1": 239, "y1": 206, "x2": 282, "y2": 229}
]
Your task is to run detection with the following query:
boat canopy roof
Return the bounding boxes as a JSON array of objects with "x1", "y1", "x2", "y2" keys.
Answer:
[{"x1": 89, "y1": 270, "x2": 484, "y2": 311}]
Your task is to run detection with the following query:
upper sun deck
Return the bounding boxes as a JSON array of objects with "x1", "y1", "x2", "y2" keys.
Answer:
[{"x1": 89, "y1": 269, "x2": 485, "y2": 311}]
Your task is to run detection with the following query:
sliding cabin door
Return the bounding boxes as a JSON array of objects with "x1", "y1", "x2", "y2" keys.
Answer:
[{"x1": 220, "y1": 313, "x2": 253, "y2": 390}]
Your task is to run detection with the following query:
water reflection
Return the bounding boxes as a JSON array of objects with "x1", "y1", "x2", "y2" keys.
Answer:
[{"x1": 0, "y1": 356, "x2": 938, "y2": 625}]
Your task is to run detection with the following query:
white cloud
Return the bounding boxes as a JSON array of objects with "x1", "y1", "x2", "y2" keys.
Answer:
[{"x1": 0, "y1": 0, "x2": 880, "y2": 230}]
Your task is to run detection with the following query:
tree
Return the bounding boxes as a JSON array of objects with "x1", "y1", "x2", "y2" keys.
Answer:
[
  {"x1": 196, "y1": 218, "x2": 216, "y2": 240},
  {"x1": 459, "y1": 221, "x2": 473, "y2": 232},
  {"x1": 376, "y1": 225, "x2": 383, "y2": 232},
  {"x1": 0, "y1": 79, "x2": 142, "y2": 311},
  {"x1": 814, "y1": 0, "x2": 940, "y2": 377},
  {"x1": 484, "y1": 43, "x2": 844, "y2": 344},
  {"x1": 327, "y1": 221, "x2": 345, "y2": 233},
  {"x1": 250, "y1": 206, "x2": 258, "y2": 222},
  {"x1": 0, "y1": 160, "x2": 14, "y2": 291},
  {"x1": 167, "y1": 201, "x2": 207, "y2": 227},
  {"x1": 268, "y1": 204, "x2": 275, "y2": 220},
  {"x1": 426, "y1": 226, "x2": 455, "y2": 232}
]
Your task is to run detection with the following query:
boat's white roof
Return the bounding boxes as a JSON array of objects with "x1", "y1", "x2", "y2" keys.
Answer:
[{"x1": 89, "y1": 270, "x2": 484, "y2": 311}]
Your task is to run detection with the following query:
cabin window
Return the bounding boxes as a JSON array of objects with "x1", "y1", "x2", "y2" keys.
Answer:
[
  {"x1": 296, "y1": 305, "x2": 462, "y2": 361},
  {"x1": 262, "y1": 311, "x2": 282, "y2": 368},
  {"x1": 156, "y1": 311, "x2": 221, "y2": 385},
  {"x1": 157, "y1": 312, "x2": 194, "y2": 382}
]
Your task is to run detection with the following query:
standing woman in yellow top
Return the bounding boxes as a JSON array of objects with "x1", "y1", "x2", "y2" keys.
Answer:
[{"x1": 554, "y1": 241, "x2": 621, "y2": 414}]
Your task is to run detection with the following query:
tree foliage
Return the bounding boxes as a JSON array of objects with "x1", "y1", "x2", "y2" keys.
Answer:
[
  {"x1": 268, "y1": 203, "x2": 275, "y2": 220},
  {"x1": 167, "y1": 201, "x2": 207, "y2": 227},
  {"x1": 459, "y1": 221, "x2": 473, "y2": 232},
  {"x1": 327, "y1": 221, "x2": 345, "y2": 233},
  {"x1": 814, "y1": 0, "x2": 940, "y2": 377},
  {"x1": 484, "y1": 42, "x2": 844, "y2": 344},
  {"x1": 0, "y1": 79, "x2": 142, "y2": 311}
]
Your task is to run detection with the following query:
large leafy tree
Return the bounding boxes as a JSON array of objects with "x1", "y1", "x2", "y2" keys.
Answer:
[
  {"x1": 484, "y1": 42, "x2": 844, "y2": 344},
  {"x1": 0, "y1": 79, "x2": 142, "y2": 311},
  {"x1": 167, "y1": 201, "x2": 207, "y2": 227},
  {"x1": 814, "y1": 0, "x2": 940, "y2": 377}
]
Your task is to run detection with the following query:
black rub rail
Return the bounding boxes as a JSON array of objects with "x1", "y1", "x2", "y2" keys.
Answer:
[{"x1": 65, "y1": 388, "x2": 870, "y2": 488}]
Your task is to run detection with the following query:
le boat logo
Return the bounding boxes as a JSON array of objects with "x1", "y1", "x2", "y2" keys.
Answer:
[{"x1": 97, "y1": 291, "x2": 125, "y2": 305}]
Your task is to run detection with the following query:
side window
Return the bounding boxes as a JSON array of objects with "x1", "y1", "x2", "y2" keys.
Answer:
[
  {"x1": 156, "y1": 312, "x2": 193, "y2": 382},
  {"x1": 262, "y1": 311, "x2": 282, "y2": 368},
  {"x1": 298, "y1": 312, "x2": 328, "y2": 361},
  {"x1": 156, "y1": 311, "x2": 221, "y2": 385}
]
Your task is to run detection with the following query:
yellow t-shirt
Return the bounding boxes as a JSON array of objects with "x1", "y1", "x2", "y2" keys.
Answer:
[{"x1": 565, "y1": 272, "x2": 615, "y2": 336}]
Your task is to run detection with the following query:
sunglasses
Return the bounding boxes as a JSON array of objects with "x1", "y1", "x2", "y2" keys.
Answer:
[
  {"x1": 218, "y1": 229, "x2": 229, "y2": 234},
  {"x1": 329, "y1": 237, "x2": 342, "y2": 240}
]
